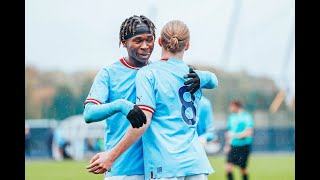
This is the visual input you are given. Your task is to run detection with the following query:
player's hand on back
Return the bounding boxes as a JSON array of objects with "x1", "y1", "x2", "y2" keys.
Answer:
[
  {"x1": 184, "y1": 67, "x2": 200, "y2": 94},
  {"x1": 118, "y1": 99, "x2": 147, "y2": 128}
]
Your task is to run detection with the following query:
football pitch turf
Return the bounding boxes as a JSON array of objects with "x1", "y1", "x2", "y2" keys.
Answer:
[{"x1": 26, "y1": 154, "x2": 294, "y2": 180}]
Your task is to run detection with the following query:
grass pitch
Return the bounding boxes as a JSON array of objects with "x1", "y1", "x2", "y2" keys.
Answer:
[{"x1": 26, "y1": 154, "x2": 294, "y2": 180}]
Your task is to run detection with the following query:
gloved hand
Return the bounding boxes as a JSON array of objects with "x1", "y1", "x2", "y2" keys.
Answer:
[
  {"x1": 117, "y1": 100, "x2": 147, "y2": 128},
  {"x1": 183, "y1": 67, "x2": 200, "y2": 94},
  {"x1": 126, "y1": 105, "x2": 147, "y2": 128}
]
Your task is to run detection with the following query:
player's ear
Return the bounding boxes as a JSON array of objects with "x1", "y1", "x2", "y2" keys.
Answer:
[
  {"x1": 185, "y1": 42, "x2": 190, "y2": 51},
  {"x1": 122, "y1": 40, "x2": 127, "y2": 47},
  {"x1": 158, "y1": 38, "x2": 162, "y2": 47}
]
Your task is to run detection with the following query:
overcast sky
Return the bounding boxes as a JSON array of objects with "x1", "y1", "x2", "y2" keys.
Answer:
[{"x1": 25, "y1": 0, "x2": 295, "y2": 96}]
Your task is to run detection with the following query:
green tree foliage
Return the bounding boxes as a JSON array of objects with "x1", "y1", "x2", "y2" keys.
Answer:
[
  {"x1": 25, "y1": 65, "x2": 292, "y2": 121},
  {"x1": 74, "y1": 77, "x2": 93, "y2": 115},
  {"x1": 25, "y1": 66, "x2": 41, "y2": 119},
  {"x1": 49, "y1": 85, "x2": 76, "y2": 120},
  {"x1": 199, "y1": 67, "x2": 278, "y2": 113}
]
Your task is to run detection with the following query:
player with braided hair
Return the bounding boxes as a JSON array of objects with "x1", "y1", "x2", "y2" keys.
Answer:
[
  {"x1": 119, "y1": 15, "x2": 156, "y2": 47},
  {"x1": 84, "y1": 15, "x2": 205, "y2": 180}
]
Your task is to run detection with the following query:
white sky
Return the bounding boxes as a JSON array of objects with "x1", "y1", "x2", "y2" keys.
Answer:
[{"x1": 25, "y1": 0, "x2": 295, "y2": 95}]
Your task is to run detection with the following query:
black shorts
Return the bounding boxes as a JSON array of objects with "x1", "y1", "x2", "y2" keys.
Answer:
[{"x1": 227, "y1": 145, "x2": 251, "y2": 168}]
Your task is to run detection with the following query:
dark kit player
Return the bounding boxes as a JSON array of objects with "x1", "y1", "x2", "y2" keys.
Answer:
[{"x1": 224, "y1": 100, "x2": 254, "y2": 180}]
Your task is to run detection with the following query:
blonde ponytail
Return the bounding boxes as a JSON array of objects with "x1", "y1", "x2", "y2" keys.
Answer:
[{"x1": 160, "y1": 20, "x2": 190, "y2": 53}]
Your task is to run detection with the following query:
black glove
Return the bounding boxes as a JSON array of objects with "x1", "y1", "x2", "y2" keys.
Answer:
[
  {"x1": 184, "y1": 67, "x2": 200, "y2": 94},
  {"x1": 126, "y1": 105, "x2": 147, "y2": 128}
]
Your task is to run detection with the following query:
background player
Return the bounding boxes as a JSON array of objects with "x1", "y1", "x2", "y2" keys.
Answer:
[
  {"x1": 188, "y1": 65, "x2": 217, "y2": 150},
  {"x1": 87, "y1": 20, "x2": 219, "y2": 180},
  {"x1": 224, "y1": 100, "x2": 254, "y2": 180},
  {"x1": 197, "y1": 95, "x2": 216, "y2": 147},
  {"x1": 83, "y1": 15, "x2": 203, "y2": 180}
]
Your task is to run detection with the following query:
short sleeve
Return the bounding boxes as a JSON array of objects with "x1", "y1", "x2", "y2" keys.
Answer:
[
  {"x1": 84, "y1": 68, "x2": 110, "y2": 105},
  {"x1": 135, "y1": 69, "x2": 156, "y2": 114},
  {"x1": 246, "y1": 114, "x2": 254, "y2": 128}
]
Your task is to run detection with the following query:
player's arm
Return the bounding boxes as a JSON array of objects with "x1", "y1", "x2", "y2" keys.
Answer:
[
  {"x1": 83, "y1": 69, "x2": 146, "y2": 128},
  {"x1": 223, "y1": 131, "x2": 232, "y2": 154},
  {"x1": 199, "y1": 102, "x2": 215, "y2": 141},
  {"x1": 225, "y1": 131, "x2": 233, "y2": 144},
  {"x1": 194, "y1": 69, "x2": 218, "y2": 89},
  {"x1": 184, "y1": 68, "x2": 218, "y2": 94},
  {"x1": 223, "y1": 117, "x2": 232, "y2": 153},
  {"x1": 199, "y1": 127, "x2": 215, "y2": 146},
  {"x1": 84, "y1": 101, "x2": 146, "y2": 128},
  {"x1": 86, "y1": 111, "x2": 152, "y2": 174},
  {"x1": 232, "y1": 128, "x2": 253, "y2": 139},
  {"x1": 107, "y1": 110, "x2": 152, "y2": 157},
  {"x1": 199, "y1": 128, "x2": 215, "y2": 142}
]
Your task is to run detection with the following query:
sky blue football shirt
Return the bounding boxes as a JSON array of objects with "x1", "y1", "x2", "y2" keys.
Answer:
[
  {"x1": 135, "y1": 58, "x2": 217, "y2": 179},
  {"x1": 227, "y1": 112, "x2": 254, "y2": 146}
]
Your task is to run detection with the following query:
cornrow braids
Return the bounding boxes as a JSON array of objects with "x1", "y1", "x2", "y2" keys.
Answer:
[{"x1": 119, "y1": 15, "x2": 156, "y2": 47}]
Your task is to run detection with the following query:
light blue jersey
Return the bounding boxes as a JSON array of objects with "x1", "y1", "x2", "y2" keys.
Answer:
[
  {"x1": 227, "y1": 112, "x2": 254, "y2": 146},
  {"x1": 135, "y1": 58, "x2": 217, "y2": 179},
  {"x1": 84, "y1": 58, "x2": 148, "y2": 176},
  {"x1": 197, "y1": 96, "x2": 215, "y2": 141}
]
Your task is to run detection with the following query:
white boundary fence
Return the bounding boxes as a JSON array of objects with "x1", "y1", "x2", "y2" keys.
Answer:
[{"x1": 26, "y1": 115, "x2": 105, "y2": 160}]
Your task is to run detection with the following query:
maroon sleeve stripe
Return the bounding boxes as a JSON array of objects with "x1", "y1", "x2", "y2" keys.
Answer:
[
  {"x1": 138, "y1": 105, "x2": 155, "y2": 114},
  {"x1": 84, "y1": 98, "x2": 102, "y2": 105}
]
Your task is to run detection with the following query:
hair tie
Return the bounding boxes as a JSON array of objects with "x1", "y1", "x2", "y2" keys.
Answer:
[{"x1": 171, "y1": 35, "x2": 181, "y2": 41}]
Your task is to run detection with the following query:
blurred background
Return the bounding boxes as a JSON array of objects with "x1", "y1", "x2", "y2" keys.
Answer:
[{"x1": 25, "y1": 0, "x2": 295, "y2": 179}]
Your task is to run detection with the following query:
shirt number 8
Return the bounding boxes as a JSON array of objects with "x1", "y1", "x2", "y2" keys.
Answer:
[{"x1": 178, "y1": 86, "x2": 197, "y2": 125}]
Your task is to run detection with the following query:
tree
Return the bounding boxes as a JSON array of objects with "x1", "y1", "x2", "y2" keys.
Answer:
[
  {"x1": 74, "y1": 77, "x2": 93, "y2": 115},
  {"x1": 49, "y1": 85, "x2": 76, "y2": 120},
  {"x1": 25, "y1": 66, "x2": 41, "y2": 119}
]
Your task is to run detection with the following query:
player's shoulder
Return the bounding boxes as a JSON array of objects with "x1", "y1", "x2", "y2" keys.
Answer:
[
  {"x1": 99, "y1": 59, "x2": 126, "y2": 72},
  {"x1": 94, "y1": 66, "x2": 111, "y2": 79},
  {"x1": 93, "y1": 60, "x2": 124, "y2": 79},
  {"x1": 242, "y1": 111, "x2": 253, "y2": 120},
  {"x1": 140, "y1": 60, "x2": 162, "y2": 71},
  {"x1": 104, "y1": 59, "x2": 125, "y2": 70}
]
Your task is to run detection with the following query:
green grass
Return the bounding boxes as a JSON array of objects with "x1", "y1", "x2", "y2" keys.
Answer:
[
  {"x1": 207, "y1": 154, "x2": 295, "y2": 180},
  {"x1": 26, "y1": 154, "x2": 294, "y2": 180}
]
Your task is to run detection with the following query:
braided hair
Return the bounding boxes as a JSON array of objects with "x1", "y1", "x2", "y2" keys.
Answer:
[
  {"x1": 160, "y1": 20, "x2": 190, "y2": 53},
  {"x1": 119, "y1": 15, "x2": 156, "y2": 47}
]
